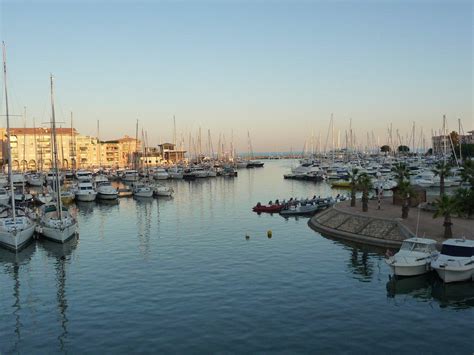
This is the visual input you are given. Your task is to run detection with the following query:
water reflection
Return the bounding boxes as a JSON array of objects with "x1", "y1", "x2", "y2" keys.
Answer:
[
  {"x1": 39, "y1": 236, "x2": 79, "y2": 352},
  {"x1": 135, "y1": 197, "x2": 152, "y2": 259},
  {"x1": 387, "y1": 275, "x2": 474, "y2": 310},
  {"x1": 0, "y1": 243, "x2": 36, "y2": 354}
]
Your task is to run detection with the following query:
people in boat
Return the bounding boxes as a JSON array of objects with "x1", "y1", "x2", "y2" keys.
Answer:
[
  {"x1": 275, "y1": 199, "x2": 279, "y2": 205},
  {"x1": 256, "y1": 202, "x2": 261, "y2": 207}
]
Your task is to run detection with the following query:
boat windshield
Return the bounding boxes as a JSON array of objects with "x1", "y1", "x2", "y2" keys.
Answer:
[
  {"x1": 441, "y1": 245, "x2": 474, "y2": 257},
  {"x1": 401, "y1": 241, "x2": 433, "y2": 253}
]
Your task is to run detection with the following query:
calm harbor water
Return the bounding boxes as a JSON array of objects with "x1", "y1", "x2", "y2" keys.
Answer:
[{"x1": 1, "y1": 160, "x2": 473, "y2": 354}]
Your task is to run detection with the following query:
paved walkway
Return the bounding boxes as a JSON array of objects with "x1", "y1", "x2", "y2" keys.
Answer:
[{"x1": 334, "y1": 198, "x2": 474, "y2": 242}]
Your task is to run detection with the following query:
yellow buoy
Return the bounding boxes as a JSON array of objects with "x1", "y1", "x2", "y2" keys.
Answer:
[{"x1": 267, "y1": 230, "x2": 272, "y2": 238}]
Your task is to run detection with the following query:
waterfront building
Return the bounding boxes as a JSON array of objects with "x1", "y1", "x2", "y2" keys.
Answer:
[
  {"x1": 432, "y1": 130, "x2": 474, "y2": 155},
  {"x1": 158, "y1": 143, "x2": 187, "y2": 163},
  {"x1": 0, "y1": 128, "x2": 141, "y2": 170}
]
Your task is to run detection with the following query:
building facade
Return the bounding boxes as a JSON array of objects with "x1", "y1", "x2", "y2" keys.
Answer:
[{"x1": 0, "y1": 128, "x2": 141, "y2": 170}]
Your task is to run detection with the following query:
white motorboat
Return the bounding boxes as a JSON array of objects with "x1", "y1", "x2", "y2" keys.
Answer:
[
  {"x1": 431, "y1": 239, "x2": 474, "y2": 283},
  {"x1": 96, "y1": 181, "x2": 118, "y2": 200},
  {"x1": 153, "y1": 168, "x2": 170, "y2": 180},
  {"x1": 46, "y1": 170, "x2": 64, "y2": 183},
  {"x1": 75, "y1": 181, "x2": 97, "y2": 202},
  {"x1": 385, "y1": 237, "x2": 439, "y2": 277},
  {"x1": 153, "y1": 184, "x2": 173, "y2": 197},
  {"x1": 133, "y1": 182, "x2": 153, "y2": 198},
  {"x1": 75, "y1": 170, "x2": 93, "y2": 181},
  {"x1": 38, "y1": 203, "x2": 78, "y2": 243},
  {"x1": 122, "y1": 169, "x2": 139, "y2": 182},
  {"x1": 93, "y1": 174, "x2": 109, "y2": 184},
  {"x1": 26, "y1": 173, "x2": 44, "y2": 186}
]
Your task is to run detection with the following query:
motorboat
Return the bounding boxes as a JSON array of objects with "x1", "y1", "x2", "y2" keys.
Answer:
[
  {"x1": 96, "y1": 181, "x2": 118, "y2": 200},
  {"x1": 247, "y1": 160, "x2": 264, "y2": 168},
  {"x1": 12, "y1": 173, "x2": 25, "y2": 185},
  {"x1": 74, "y1": 181, "x2": 97, "y2": 202},
  {"x1": 153, "y1": 184, "x2": 173, "y2": 197},
  {"x1": 75, "y1": 170, "x2": 93, "y2": 181},
  {"x1": 46, "y1": 170, "x2": 63, "y2": 183},
  {"x1": 153, "y1": 168, "x2": 170, "y2": 180},
  {"x1": 93, "y1": 174, "x2": 109, "y2": 185},
  {"x1": 385, "y1": 237, "x2": 439, "y2": 277},
  {"x1": 0, "y1": 173, "x2": 8, "y2": 187},
  {"x1": 431, "y1": 239, "x2": 474, "y2": 283},
  {"x1": 252, "y1": 202, "x2": 284, "y2": 213},
  {"x1": 122, "y1": 169, "x2": 139, "y2": 182},
  {"x1": 280, "y1": 204, "x2": 319, "y2": 217},
  {"x1": 38, "y1": 203, "x2": 78, "y2": 243},
  {"x1": 168, "y1": 168, "x2": 184, "y2": 179},
  {"x1": 64, "y1": 170, "x2": 75, "y2": 180},
  {"x1": 26, "y1": 173, "x2": 44, "y2": 186},
  {"x1": 132, "y1": 182, "x2": 153, "y2": 198}
]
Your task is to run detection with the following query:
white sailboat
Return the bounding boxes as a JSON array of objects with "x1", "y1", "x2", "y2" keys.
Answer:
[
  {"x1": 0, "y1": 42, "x2": 36, "y2": 251},
  {"x1": 38, "y1": 75, "x2": 78, "y2": 243}
]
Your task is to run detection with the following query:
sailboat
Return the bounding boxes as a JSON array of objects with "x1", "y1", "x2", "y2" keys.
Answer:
[
  {"x1": 38, "y1": 75, "x2": 78, "y2": 243},
  {"x1": 0, "y1": 42, "x2": 36, "y2": 251}
]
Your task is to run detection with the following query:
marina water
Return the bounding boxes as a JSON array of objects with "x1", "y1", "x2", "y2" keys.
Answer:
[{"x1": 1, "y1": 160, "x2": 473, "y2": 353}]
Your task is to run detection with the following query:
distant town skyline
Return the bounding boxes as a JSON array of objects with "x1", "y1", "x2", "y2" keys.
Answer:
[{"x1": 0, "y1": 0, "x2": 472, "y2": 152}]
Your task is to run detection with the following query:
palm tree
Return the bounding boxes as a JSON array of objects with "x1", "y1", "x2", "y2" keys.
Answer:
[
  {"x1": 454, "y1": 188, "x2": 474, "y2": 218},
  {"x1": 396, "y1": 180, "x2": 416, "y2": 219},
  {"x1": 461, "y1": 160, "x2": 474, "y2": 188},
  {"x1": 357, "y1": 173, "x2": 372, "y2": 212},
  {"x1": 349, "y1": 167, "x2": 359, "y2": 207},
  {"x1": 433, "y1": 194, "x2": 461, "y2": 239},
  {"x1": 432, "y1": 161, "x2": 452, "y2": 196},
  {"x1": 392, "y1": 163, "x2": 409, "y2": 185}
]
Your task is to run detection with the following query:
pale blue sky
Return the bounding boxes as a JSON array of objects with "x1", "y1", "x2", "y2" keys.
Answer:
[{"x1": 0, "y1": 0, "x2": 472, "y2": 152}]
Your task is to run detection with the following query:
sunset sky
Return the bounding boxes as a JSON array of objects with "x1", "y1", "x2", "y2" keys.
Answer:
[{"x1": 0, "y1": 0, "x2": 472, "y2": 152}]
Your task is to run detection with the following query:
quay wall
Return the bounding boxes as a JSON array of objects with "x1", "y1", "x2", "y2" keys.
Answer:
[{"x1": 308, "y1": 206, "x2": 414, "y2": 249}]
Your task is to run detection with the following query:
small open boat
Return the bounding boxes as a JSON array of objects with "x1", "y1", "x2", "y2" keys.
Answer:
[
  {"x1": 252, "y1": 203, "x2": 283, "y2": 213},
  {"x1": 280, "y1": 204, "x2": 319, "y2": 216}
]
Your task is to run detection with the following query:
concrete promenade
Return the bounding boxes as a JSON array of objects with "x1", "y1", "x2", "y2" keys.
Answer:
[{"x1": 308, "y1": 198, "x2": 474, "y2": 248}]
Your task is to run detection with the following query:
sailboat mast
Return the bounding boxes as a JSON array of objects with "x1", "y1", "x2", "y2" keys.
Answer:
[
  {"x1": 2, "y1": 42, "x2": 16, "y2": 221},
  {"x1": 50, "y1": 74, "x2": 63, "y2": 220},
  {"x1": 33, "y1": 117, "x2": 38, "y2": 167}
]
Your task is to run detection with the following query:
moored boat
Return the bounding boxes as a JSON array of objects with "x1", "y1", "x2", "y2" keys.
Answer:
[
  {"x1": 431, "y1": 239, "x2": 474, "y2": 283},
  {"x1": 385, "y1": 237, "x2": 439, "y2": 277}
]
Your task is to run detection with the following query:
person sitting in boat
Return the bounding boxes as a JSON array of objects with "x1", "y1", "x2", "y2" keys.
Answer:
[
  {"x1": 275, "y1": 199, "x2": 280, "y2": 205},
  {"x1": 268, "y1": 200, "x2": 273, "y2": 205},
  {"x1": 256, "y1": 202, "x2": 261, "y2": 207}
]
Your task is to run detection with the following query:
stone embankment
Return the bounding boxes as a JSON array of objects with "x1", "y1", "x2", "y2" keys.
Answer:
[
  {"x1": 308, "y1": 206, "x2": 413, "y2": 248},
  {"x1": 309, "y1": 198, "x2": 474, "y2": 248}
]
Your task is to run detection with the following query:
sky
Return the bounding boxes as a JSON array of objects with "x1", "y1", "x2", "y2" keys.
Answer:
[{"x1": 0, "y1": 0, "x2": 472, "y2": 153}]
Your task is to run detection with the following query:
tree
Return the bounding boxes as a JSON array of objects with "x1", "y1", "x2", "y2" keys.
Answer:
[
  {"x1": 397, "y1": 180, "x2": 416, "y2": 219},
  {"x1": 397, "y1": 145, "x2": 410, "y2": 153},
  {"x1": 455, "y1": 188, "x2": 474, "y2": 218},
  {"x1": 357, "y1": 173, "x2": 372, "y2": 212},
  {"x1": 449, "y1": 131, "x2": 460, "y2": 149},
  {"x1": 432, "y1": 161, "x2": 452, "y2": 196},
  {"x1": 433, "y1": 195, "x2": 461, "y2": 239},
  {"x1": 392, "y1": 163, "x2": 409, "y2": 185},
  {"x1": 426, "y1": 148, "x2": 433, "y2": 155},
  {"x1": 349, "y1": 168, "x2": 359, "y2": 207},
  {"x1": 380, "y1": 145, "x2": 391, "y2": 153},
  {"x1": 461, "y1": 159, "x2": 474, "y2": 188}
]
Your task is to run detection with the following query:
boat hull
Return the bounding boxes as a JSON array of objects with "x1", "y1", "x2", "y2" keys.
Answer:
[
  {"x1": 0, "y1": 223, "x2": 36, "y2": 251},
  {"x1": 97, "y1": 192, "x2": 118, "y2": 200},
  {"x1": 433, "y1": 267, "x2": 474, "y2": 283},
  {"x1": 39, "y1": 222, "x2": 78, "y2": 243},
  {"x1": 388, "y1": 263, "x2": 430, "y2": 277},
  {"x1": 75, "y1": 192, "x2": 97, "y2": 202}
]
